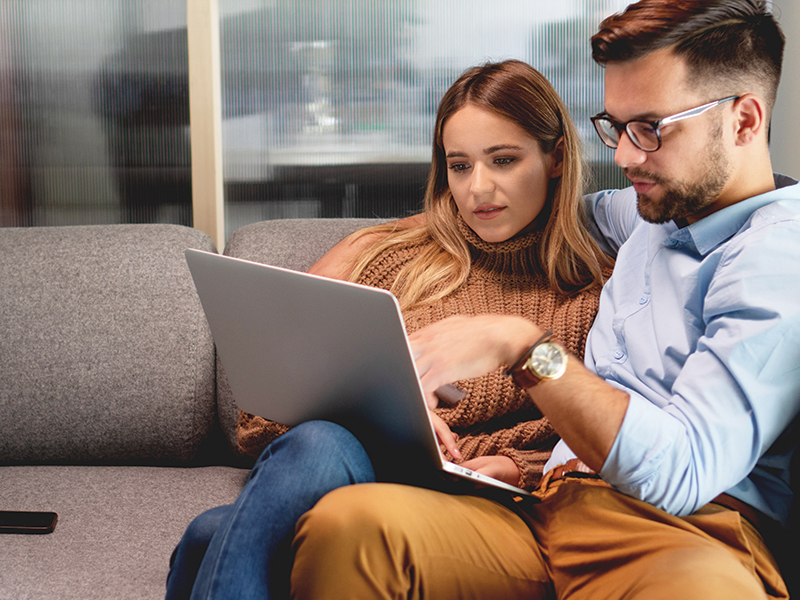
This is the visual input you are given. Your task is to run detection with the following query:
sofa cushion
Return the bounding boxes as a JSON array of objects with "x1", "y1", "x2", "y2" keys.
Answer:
[
  {"x1": 217, "y1": 218, "x2": 388, "y2": 458},
  {"x1": 0, "y1": 224, "x2": 218, "y2": 465},
  {"x1": 0, "y1": 464, "x2": 248, "y2": 600}
]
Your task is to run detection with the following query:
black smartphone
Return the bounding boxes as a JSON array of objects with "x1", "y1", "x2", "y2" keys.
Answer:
[{"x1": 0, "y1": 510, "x2": 58, "y2": 534}]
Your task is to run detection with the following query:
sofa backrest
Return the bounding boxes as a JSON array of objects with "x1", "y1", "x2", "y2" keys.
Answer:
[
  {"x1": 216, "y1": 218, "x2": 388, "y2": 459},
  {"x1": 0, "y1": 224, "x2": 219, "y2": 465}
]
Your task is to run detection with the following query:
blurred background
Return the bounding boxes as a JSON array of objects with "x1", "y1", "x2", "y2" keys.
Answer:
[{"x1": 0, "y1": 0, "x2": 796, "y2": 244}]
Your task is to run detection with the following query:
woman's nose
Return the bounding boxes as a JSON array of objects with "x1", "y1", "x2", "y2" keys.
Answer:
[{"x1": 469, "y1": 163, "x2": 495, "y2": 195}]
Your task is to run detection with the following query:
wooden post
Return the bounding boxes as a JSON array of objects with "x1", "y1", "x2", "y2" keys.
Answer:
[{"x1": 187, "y1": 0, "x2": 225, "y2": 249}]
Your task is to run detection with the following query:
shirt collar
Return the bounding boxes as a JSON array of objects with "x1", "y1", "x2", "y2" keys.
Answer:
[{"x1": 680, "y1": 174, "x2": 800, "y2": 256}]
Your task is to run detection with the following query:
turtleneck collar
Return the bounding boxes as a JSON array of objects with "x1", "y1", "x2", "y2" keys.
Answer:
[{"x1": 456, "y1": 214, "x2": 545, "y2": 279}]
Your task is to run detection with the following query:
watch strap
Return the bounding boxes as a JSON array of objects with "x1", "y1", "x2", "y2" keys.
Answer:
[{"x1": 505, "y1": 330, "x2": 554, "y2": 389}]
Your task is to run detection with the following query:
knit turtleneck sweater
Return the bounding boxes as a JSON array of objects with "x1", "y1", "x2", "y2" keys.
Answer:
[{"x1": 238, "y1": 218, "x2": 605, "y2": 490}]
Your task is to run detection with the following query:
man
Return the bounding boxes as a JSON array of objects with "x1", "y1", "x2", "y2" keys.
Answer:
[{"x1": 290, "y1": 1, "x2": 800, "y2": 598}]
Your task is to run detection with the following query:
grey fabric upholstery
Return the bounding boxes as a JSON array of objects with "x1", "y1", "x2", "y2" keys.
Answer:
[
  {"x1": 0, "y1": 465, "x2": 248, "y2": 600},
  {"x1": 0, "y1": 218, "x2": 386, "y2": 600},
  {"x1": 0, "y1": 224, "x2": 218, "y2": 465},
  {"x1": 217, "y1": 218, "x2": 388, "y2": 460}
]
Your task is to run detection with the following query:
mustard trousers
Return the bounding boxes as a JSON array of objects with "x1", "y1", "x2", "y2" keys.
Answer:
[{"x1": 291, "y1": 475, "x2": 788, "y2": 600}]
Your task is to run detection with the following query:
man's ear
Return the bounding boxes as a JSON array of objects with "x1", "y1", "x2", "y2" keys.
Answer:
[
  {"x1": 733, "y1": 94, "x2": 767, "y2": 146},
  {"x1": 549, "y1": 137, "x2": 565, "y2": 178}
]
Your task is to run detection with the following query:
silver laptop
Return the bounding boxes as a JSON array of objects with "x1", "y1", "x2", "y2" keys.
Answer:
[{"x1": 185, "y1": 248, "x2": 530, "y2": 496}]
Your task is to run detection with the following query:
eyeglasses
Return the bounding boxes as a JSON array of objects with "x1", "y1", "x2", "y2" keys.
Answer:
[{"x1": 590, "y1": 96, "x2": 739, "y2": 152}]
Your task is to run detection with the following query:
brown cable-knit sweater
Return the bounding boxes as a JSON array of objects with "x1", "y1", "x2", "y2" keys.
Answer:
[{"x1": 238, "y1": 218, "x2": 605, "y2": 490}]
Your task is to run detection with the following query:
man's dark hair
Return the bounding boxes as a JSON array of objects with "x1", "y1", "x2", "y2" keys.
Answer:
[{"x1": 591, "y1": 0, "x2": 785, "y2": 112}]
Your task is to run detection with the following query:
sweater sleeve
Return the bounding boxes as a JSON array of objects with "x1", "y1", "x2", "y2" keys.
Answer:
[
  {"x1": 499, "y1": 447, "x2": 557, "y2": 490},
  {"x1": 236, "y1": 411, "x2": 290, "y2": 459},
  {"x1": 449, "y1": 414, "x2": 558, "y2": 491}
]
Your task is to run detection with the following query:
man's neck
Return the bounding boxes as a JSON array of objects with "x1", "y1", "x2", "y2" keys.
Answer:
[{"x1": 686, "y1": 155, "x2": 775, "y2": 225}]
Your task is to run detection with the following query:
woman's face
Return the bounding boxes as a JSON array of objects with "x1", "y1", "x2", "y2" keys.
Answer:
[{"x1": 442, "y1": 104, "x2": 560, "y2": 243}]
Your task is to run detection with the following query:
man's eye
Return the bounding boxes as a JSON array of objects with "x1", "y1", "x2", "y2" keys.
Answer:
[{"x1": 632, "y1": 122, "x2": 658, "y2": 136}]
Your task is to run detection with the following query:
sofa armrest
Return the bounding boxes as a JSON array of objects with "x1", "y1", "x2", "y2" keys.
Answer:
[{"x1": 0, "y1": 224, "x2": 218, "y2": 465}]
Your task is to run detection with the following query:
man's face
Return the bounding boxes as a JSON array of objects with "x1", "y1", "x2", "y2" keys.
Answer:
[{"x1": 603, "y1": 48, "x2": 734, "y2": 224}]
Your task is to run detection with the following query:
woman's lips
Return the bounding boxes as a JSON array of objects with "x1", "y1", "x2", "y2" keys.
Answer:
[{"x1": 473, "y1": 205, "x2": 506, "y2": 220}]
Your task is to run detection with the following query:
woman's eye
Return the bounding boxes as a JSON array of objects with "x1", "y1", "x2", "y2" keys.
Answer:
[
  {"x1": 495, "y1": 157, "x2": 515, "y2": 166},
  {"x1": 448, "y1": 163, "x2": 469, "y2": 172}
]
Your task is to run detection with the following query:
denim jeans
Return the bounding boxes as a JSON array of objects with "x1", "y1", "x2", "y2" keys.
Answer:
[{"x1": 165, "y1": 420, "x2": 376, "y2": 600}]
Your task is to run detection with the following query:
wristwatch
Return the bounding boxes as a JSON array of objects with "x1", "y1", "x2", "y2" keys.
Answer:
[{"x1": 505, "y1": 330, "x2": 568, "y2": 389}]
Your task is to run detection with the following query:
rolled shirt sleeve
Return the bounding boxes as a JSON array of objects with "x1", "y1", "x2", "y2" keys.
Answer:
[{"x1": 570, "y1": 180, "x2": 800, "y2": 524}]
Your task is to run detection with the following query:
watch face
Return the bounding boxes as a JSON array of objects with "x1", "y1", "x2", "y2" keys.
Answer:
[{"x1": 529, "y1": 342, "x2": 567, "y2": 379}]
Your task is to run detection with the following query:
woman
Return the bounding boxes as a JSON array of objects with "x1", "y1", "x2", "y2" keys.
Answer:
[{"x1": 166, "y1": 59, "x2": 612, "y2": 600}]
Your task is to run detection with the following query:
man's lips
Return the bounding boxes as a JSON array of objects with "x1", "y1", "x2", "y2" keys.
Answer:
[
  {"x1": 625, "y1": 170, "x2": 661, "y2": 196},
  {"x1": 473, "y1": 205, "x2": 506, "y2": 220},
  {"x1": 629, "y1": 179, "x2": 656, "y2": 195}
]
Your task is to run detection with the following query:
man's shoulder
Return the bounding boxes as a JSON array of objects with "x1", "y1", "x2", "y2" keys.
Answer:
[
  {"x1": 705, "y1": 178, "x2": 800, "y2": 253},
  {"x1": 751, "y1": 197, "x2": 800, "y2": 222},
  {"x1": 740, "y1": 190, "x2": 800, "y2": 238},
  {"x1": 584, "y1": 187, "x2": 642, "y2": 255},
  {"x1": 717, "y1": 195, "x2": 800, "y2": 277}
]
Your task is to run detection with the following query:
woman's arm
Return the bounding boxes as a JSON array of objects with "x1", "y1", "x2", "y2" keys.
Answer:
[
  {"x1": 307, "y1": 213, "x2": 426, "y2": 280},
  {"x1": 306, "y1": 230, "x2": 385, "y2": 280}
]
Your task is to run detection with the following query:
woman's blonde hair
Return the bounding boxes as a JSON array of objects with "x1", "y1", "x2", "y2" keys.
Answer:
[{"x1": 348, "y1": 60, "x2": 612, "y2": 311}]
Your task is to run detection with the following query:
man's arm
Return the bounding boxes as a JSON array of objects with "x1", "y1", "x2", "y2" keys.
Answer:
[
  {"x1": 409, "y1": 314, "x2": 629, "y2": 473},
  {"x1": 412, "y1": 204, "x2": 800, "y2": 518},
  {"x1": 599, "y1": 215, "x2": 800, "y2": 517},
  {"x1": 583, "y1": 187, "x2": 641, "y2": 257}
]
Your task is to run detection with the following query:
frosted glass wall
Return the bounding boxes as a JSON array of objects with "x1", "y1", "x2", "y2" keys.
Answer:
[
  {"x1": 0, "y1": 0, "x2": 632, "y2": 231},
  {"x1": 0, "y1": 0, "x2": 189, "y2": 227},
  {"x1": 219, "y1": 0, "x2": 630, "y2": 235}
]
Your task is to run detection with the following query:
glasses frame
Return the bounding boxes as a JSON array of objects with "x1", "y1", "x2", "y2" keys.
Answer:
[{"x1": 590, "y1": 95, "x2": 740, "y2": 152}]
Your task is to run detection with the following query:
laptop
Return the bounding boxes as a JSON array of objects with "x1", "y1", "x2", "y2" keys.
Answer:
[{"x1": 185, "y1": 248, "x2": 531, "y2": 496}]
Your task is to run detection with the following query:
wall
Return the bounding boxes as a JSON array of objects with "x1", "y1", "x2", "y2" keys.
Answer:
[{"x1": 771, "y1": 0, "x2": 800, "y2": 179}]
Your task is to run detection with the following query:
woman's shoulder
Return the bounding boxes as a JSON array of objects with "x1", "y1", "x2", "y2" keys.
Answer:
[
  {"x1": 307, "y1": 213, "x2": 427, "y2": 281},
  {"x1": 306, "y1": 228, "x2": 389, "y2": 280}
]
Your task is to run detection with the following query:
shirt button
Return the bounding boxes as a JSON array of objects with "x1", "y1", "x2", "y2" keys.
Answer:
[
  {"x1": 613, "y1": 350, "x2": 625, "y2": 360},
  {"x1": 638, "y1": 296, "x2": 648, "y2": 305}
]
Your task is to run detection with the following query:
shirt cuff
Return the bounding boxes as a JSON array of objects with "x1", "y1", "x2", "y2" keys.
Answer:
[{"x1": 600, "y1": 390, "x2": 686, "y2": 509}]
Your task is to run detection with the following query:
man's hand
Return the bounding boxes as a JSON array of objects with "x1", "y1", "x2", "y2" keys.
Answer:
[
  {"x1": 460, "y1": 455, "x2": 520, "y2": 487},
  {"x1": 409, "y1": 315, "x2": 543, "y2": 408}
]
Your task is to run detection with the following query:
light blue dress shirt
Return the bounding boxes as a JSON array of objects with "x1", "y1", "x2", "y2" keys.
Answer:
[{"x1": 545, "y1": 175, "x2": 800, "y2": 526}]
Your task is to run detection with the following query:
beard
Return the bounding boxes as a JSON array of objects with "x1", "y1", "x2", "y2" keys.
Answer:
[{"x1": 627, "y1": 123, "x2": 731, "y2": 224}]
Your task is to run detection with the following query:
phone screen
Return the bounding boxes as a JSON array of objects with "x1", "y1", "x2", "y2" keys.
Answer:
[{"x1": 0, "y1": 511, "x2": 58, "y2": 534}]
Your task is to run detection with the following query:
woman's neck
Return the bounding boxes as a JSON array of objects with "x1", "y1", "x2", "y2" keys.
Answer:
[{"x1": 457, "y1": 216, "x2": 545, "y2": 280}]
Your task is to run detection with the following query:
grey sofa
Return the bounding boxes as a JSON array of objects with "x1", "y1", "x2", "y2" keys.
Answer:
[{"x1": 0, "y1": 218, "x2": 383, "y2": 600}]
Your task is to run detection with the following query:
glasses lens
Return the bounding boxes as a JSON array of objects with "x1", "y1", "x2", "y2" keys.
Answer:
[
  {"x1": 627, "y1": 122, "x2": 660, "y2": 151},
  {"x1": 593, "y1": 118, "x2": 620, "y2": 149}
]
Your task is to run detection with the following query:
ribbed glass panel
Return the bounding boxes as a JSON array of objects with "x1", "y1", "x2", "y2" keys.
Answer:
[
  {"x1": 220, "y1": 0, "x2": 630, "y2": 236},
  {"x1": 0, "y1": 0, "x2": 189, "y2": 227}
]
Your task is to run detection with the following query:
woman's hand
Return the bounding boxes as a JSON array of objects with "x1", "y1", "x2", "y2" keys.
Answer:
[
  {"x1": 410, "y1": 315, "x2": 543, "y2": 408},
  {"x1": 430, "y1": 412, "x2": 461, "y2": 459},
  {"x1": 460, "y1": 455, "x2": 520, "y2": 487}
]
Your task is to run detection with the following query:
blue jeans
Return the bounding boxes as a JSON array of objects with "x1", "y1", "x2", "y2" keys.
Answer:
[{"x1": 165, "y1": 420, "x2": 376, "y2": 600}]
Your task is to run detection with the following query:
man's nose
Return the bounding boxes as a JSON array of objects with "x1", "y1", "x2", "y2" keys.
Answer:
[{"x1": 614, "y1": 131, "x2": 648, "y2": 170}]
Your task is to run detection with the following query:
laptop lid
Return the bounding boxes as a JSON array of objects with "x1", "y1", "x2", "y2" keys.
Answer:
[{"x1": 186, "y1": 248, "x2": 530, "y2": 495}]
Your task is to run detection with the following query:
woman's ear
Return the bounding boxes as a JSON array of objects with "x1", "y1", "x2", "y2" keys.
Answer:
[
  {"x1": 732, "y1": 94, "x2": 766, "y2": 146},
  {"x1": 549, "y1": 137, "x2": 565, "y2": 178}
]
